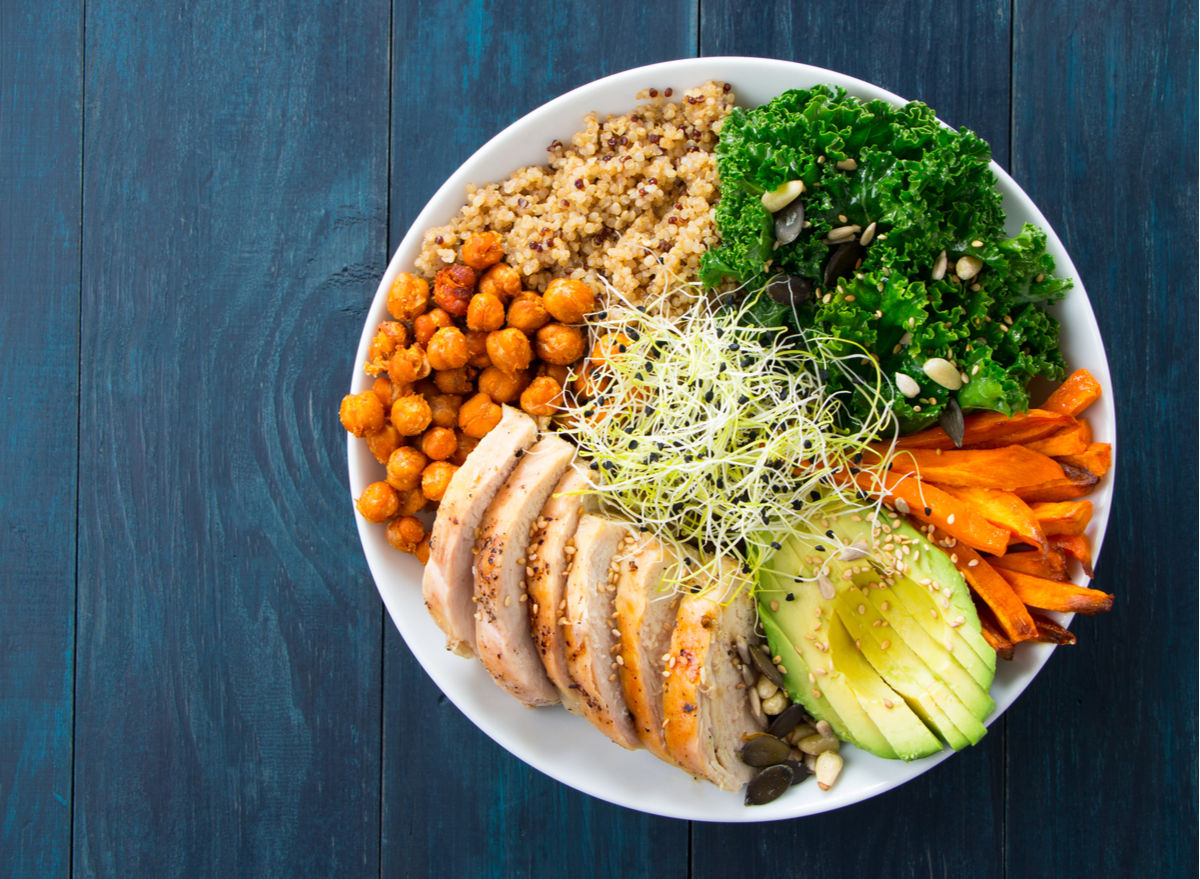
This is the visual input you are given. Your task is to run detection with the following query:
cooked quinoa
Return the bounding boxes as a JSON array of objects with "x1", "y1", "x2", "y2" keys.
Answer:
[{"x1": 415, "y1": 81, "x2": 735, "y2": 314}]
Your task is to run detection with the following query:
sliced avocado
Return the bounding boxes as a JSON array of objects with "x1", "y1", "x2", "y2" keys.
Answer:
[
  {"x1": 758, "y1": 573, "x2": 898, "y2": 759},
  {"x1": 889, "y1": 576, "x2": 993, "y2": 687}
]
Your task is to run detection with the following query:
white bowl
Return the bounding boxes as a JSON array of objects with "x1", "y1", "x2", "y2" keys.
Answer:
[{"x1": 347, "y1": 57, "x2": 1115, "y2": 822}]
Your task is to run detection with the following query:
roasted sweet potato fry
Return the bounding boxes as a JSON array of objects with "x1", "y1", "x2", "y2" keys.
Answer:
[
  {"x1": 881, "y1": 446, "x2": 1066, "y2": 492},
  {"x1": 986, "y1": 548, "x2": 1070, "y2": 581},
  {"x1": 1030, "y1": 612, "x2": 1077, "y2": 646},
  {"x1": 932, "y1": 528, "x2": 1037, "y2": 641},
  {"x1": 1040, "y1": 369, "x2": 1103, "y2": 416},
  {"x1": 973, "y1": 601, "x2": 1016, "y2": 660},
  {"x1": 1013, "y1": 463, "x2": 1099, "y2": 503},
  {"x1": 994, "y1": 568, "x2": 1113, "y2": 615},
  {"x1": 1050, "y1": 532, "x2": 1094, "y2": 578},
  {"x1": 939, "y1": 485, "x2": 1046, "y2": 550},
  {"x1": 850, "y1": 470, "x2": 1011, "y2": 555},
  {"x1": 1030, "y1": 500, "x2": 1093, "y2": 537},
  {"x1": 1055, "y1": 443, "x2": 1113, "y2": 479},
  {"x1": 887, "y1": 408, "x2": 1074, "y2": 452},
  {"x1": 1025, "y1": 420, "x2": 1089, "y2": 457}
]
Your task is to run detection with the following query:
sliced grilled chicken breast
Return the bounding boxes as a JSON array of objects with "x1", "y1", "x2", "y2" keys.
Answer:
[
  {"x1": 562, "y1": 514, "x2": 642, "y2": 750},
  {"x1": 526, "y1": 464, "x2": 594, "y2": 714},
  {"x1": 615, "y1": 535, "x2": 681, "y2": 763},
  {"x1": 422, "y1": 405, "x2": 537, "y2": 657},
  {"x1": 662, "y1": 559, "x2": 764, "y2": 790},
  {"x1": 474, "y1": 435, "x2": 576, "y2": 707}
]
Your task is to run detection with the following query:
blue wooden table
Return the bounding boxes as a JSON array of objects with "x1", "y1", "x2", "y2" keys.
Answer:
[{"x1": 3, "y1": 1, "x2": 1196, "y2": 876}]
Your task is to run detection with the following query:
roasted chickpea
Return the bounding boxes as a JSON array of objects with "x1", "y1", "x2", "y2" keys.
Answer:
[
  {"x1": 543, "y1": 278, "x2": 596, "y2": 323},
  {"x1": 461, "y1": 231, "x2": 505, "y2": 271},
  {"x1": 520, "y1": 376, "x2": 563, "y2": 416},
  {"x1": 459, "y1": 392, "x2": 503, "y2": 438},
  {"x1": 355, "y1": 481, "x2": 399, "y2": 523},
  {"x1": 339, "y1": 391, "x2": 385, "y2": 437},
  {"x1": 386, "y1": 446, "x2": 428, "y2": 491},
  {"x1": 486, "y1": 327, "x2": 533, "y2": 375},
  {"x1": 537, "y1": 362, "x2": 572, "y2": 387},
  {"x1": 420, "y1": 426, "x2": 458, "y2": 461},
  {"x1": 389, "y1": 345, "x2": 431, "y2": 385},
  {"x1": 421, "y1": 461, "x2": 459, "y2": 502},
  {"x1": 505, "y1": 292, "x2": 551, "y2": 335},
  {"x1": 414, "y1": 537, "x2": 431, "y2": 565},
  {"x1": 464, "y1": 329, "x2": 491, "y2": 369},
  {"x1": 366, "y1": 423, "x2": 404, "y2": 464},
  {"x1": 388, "y1": 272, "x2": 430, "y2": 321},
  {"x1": 412, "y1": 378, "x2": 439, "y2": 398},
  {"x1": 574, "y1": 332, "x2": 629, "y2": 396},
  {"x1": 413, "y1": 308, "x2": 454, "y2": 346},
  {"x1": 466, "y1": 292, "x2": 506, "y2": 332},
  {"x1": 394, "y1": 488, "x2": 427, "y2": 517},
  {"x1": 451, "y1": 430, "x2": 480, "y2": 466},
  {"x1": 427, "y1": 393, "x2": 463, "y2": 429},
  {"x1": 478, "y1": 262, "x2": 521, "y2": 302},
  {"x1": 433, "y1": 264, "x2": 476, "y2": 316},
  {"x1": 478, "y1": 366, "x2": 531, "y2": 404},
  {"x1": 535, "y1": 322, "x2": 586, "y2": 365},
  {"x1": 386, "y1": 515, "x2": 426, "y2": 554},
  {"x1": 371, "y1": 376, "x2": 393, "y2": 409},
  {"x1": 433, "y1": 367, "x2": 475, "y2": 396},
  {"x1": 390, "y1": 393, "x2": 433, "y2": 436},
  {"x1": 427, "y1": 327, "x2": 471, "y2": 371},
  {"x1": 366, "y1": 321, "x2": 408, "y2": 372}
]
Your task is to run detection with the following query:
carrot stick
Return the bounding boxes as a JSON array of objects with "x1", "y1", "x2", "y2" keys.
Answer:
[
  {"x1": 1040, "y1": 369, "x2": 1103, "y2": 416},
  {"x1": 994, "y1": 568, "x2": 1113, "y2": 615}
]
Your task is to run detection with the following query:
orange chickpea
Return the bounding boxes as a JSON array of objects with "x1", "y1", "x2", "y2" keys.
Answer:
[
  {"x1": 505, "y1": 292, "x2": 551, "y2": 335},
  {"x1": 535, "y1": 323, "x2": 585, "y2": 365},
  {"x1": 386, "y1": 446, "x2": 428, "y2": 491},
  {"x1": 421, "y1": 461, "x2": 459, "y2": 502},
  {"x1": 420, "y1": 426, "x2": 458, "y2": 461},
  {"x1": 433, "y1": 367, "x2": 475, "y2": 396},
  {"x1": 467, "y1": 292, "x2": 506, "y2": 332},
  {"x1": 427, "y1": 327, "x2": 471, "y2": 371},
  {"x1": 413, "y1": 308, "x2": 454, "y2": 346},
  {"x1": 478, "y1": 262, "x2": 521, "y2": 302},
  {"x1": 433, "y1": 264, "x2": 476, "y2": 317},
  {"x1": 520, "y1": 376, "x2": 563, "y2": 416},
  {"x1": 459, "y1": 392, "x2": 503, "y2": 438},
  {"x1": 478, "y1": 366, "x2": 531, "y2": 404},
  {"x1": 486, "y1": 327, "x2": 533, "y2": 375},
  {"x1": 371, "y1": 376, "x2": 393, "y2": 409},
  {"x1": 427, "y1": 393, "x2": 463, "y2": 429},
  {"x1": 391, "y1": 394, "x2": 433, "y2": 436},
  {"x1": 366, "y1": 423, "x2": 404, "y2": 464},
  {"x1": 394, "y1": 488, "x2": 427, "y2": 517},
  {"x1": 464, "y1": 329, "x2": 491, "y2": 369},
  {"x1": 388, "y1": 273, "x2": 429, "y2": 321},
  {"x1": 389, "y1": 345, "x2": 431, "y2": 385},
  {"x1": 386, "y1": 516, "x2": 426, "y2": 554},
  {"x1": 366, "y1": 321, "x2": 409, "y2": 372},
  {"x1": 461, "y1": 231, "x2": 505, "y2": 271},
  {"x1": 355, "y1": 481, "x2": 399, "y2": 523},
  {"x1": 543, "y1": 278, "x2": 596, "y2": 323},
  {"x1": 340, "y1": 391, "x2": 385, "y2": 437},
  {"x1": 414, "y1": 537, "x2": 431, "y2": 565},
  {"x1": 451, "y1": 431, "x2": 480, "y2": 466},
  {"x1": 537, "y1": 362, "x2": 571, "y2": 387}
]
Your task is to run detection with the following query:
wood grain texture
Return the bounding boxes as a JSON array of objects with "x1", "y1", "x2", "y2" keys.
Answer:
[
  {"x1": 1008, "y1": 0, "x2": 1198, "y2": 874},
  {"x1": 0, "y1": 2, "x2": 82, "y2": 876},
  {"x1": 381, "y1": 2, "x2": 697, "y2": 873},
  {"x1": 72, "y1": 2, "x2": 389, "y2": 876}
]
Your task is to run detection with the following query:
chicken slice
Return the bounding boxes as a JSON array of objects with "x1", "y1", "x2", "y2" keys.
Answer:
[
  {"x1": 422, "y1": 405, "x2": 537, "y2": 657},
  {"x1": 662, "y1": 557, "x2": 764, "y2": 790},
  {"x1": 474, "y1": 435, "x2": 576, "y2": 707},
  {"x1": 563, "y1": 514, "x2": 642, "y2": 750},
  {"x1": 615, "y1": 535, "x2": 681, "y2": 764},
  {"x1": 526, "y1": 464, "x2": 594, "y2": 714}
]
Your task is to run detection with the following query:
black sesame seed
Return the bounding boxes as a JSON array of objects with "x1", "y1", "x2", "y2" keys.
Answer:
[
  {"x1": 924, "y1": 506, "x2": 932, "y2": 516},
  {"x1": 785, "y1": 592, "x2": 795, "y2": 601},
  {"x1": 627, "y1": 328, "x2": 641, "y2": 341},
  {"x1": 515, "y1": 448, "x2": 525, "y2": 458},
  {"x1": 853, "y1": 452, "x2": 864, "y2": 465},
  {"x1": 809, "y1": 490, "x2": 820, "y2": 502},
  {"x1": 704, "y1": 390, "x2": 714, "y2": 403},
  {"x1": 791, "y1": 499, "x2": 804, "y2": 510},
  {"x1": 590, "y1": 462, "x2": 599, "y2": 470},
  {"x1": 803, "y1": 440, "x2": 813, "y2": 450},
  {"x1": 815, "y1": 544, "x2": 825, "y2": 552},
  {"x1": 738, "y1": 395, "x2": 749, "y2": 406},
  {"x1": 629, "y1": 440, "x2": 639, "y2": 449},
  {"x1": 770, "y1": 541, "x2": 782, "y2": 551}
]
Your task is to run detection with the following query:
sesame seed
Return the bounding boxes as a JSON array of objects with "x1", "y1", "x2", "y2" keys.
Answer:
[
  {"x1": 883, "y1": 698, "x2": 894, "y2": 709},
  {"x1": 504, "y1": 596, "x2": 511, "y2": 607},
  {"x1": 968, "y1": 559, "x2": 979, "y2": 567},
  {"x1": 881, "y1": 640, "x2": 890, "y2": 650}
]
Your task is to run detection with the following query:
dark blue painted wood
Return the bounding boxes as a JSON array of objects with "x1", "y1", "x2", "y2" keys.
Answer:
[
  {"x1": 0, "y1": 2, "x2": 82, "y2": 876},
  {"x1": 1007, "y1": 0, "x2": 1198, "y2": 875},
  {"x1": 381, "y1": 2, "x2": 698, "y2": 874},
  {"x1": 72, "y1": 2, "x2": 389, "y2": 875}
]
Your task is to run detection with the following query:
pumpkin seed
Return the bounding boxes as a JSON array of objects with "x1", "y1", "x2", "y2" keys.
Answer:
[
  {"x1": 781, "y1": 759, "x2": 813, "y2": 785},
  {"x1": 939, "y1": 396, "x2": 965, "y2": 447},
  {"x1": 739, "y1": 734, "x2": 792, "y2": 767},
  {"x1": 750, "y1": 645, "x2": 786, "y2": 689},
  {"x1": 767, "y1": 702, "x2": 808, "y2": 739},
  {"x1": 823, "y1": 240, "x2": 863, "y2": 287},
  {"x1": 745, "y1": 764, "x2": 794, "y2": 806},
  {"x1": 773, "y1": 198, "x2": 806, "y2": 245},
  {"x1": 765, "y1": 274, "x2": 812, "y2": 308}
]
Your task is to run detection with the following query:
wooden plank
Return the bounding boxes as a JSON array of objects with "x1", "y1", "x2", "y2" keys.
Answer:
[
  {"x1": 381, "y1": 1, "x2": 697, "y2": 871},
  {"x1": 72, "y1": 2, "x2": 389, "y2": 875},
  {"x1": 1007, "y1": 0, "x2": 1198, "y2": 874},
  {"x1": 0, "y1": 2, "x2": 82, "y2": 876},
  {"x1": 690, "y1": 2, "x2": 1010, "y2": 872}
]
